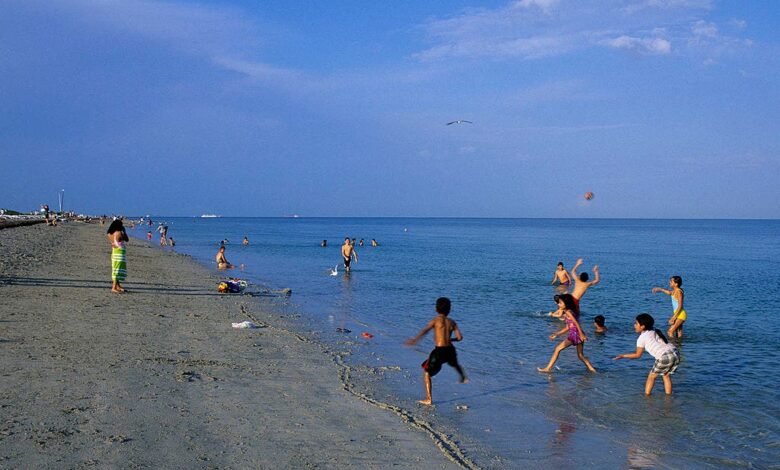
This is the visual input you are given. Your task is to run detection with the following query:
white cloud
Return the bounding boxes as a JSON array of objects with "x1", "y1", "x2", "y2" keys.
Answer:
[
  {"x1": 604, "y1": 35, "x2": 672, "y2": 55},
  {"x1": 512, "y1": 0, "x2": 559, "y2": 12},
  {"x1": 692, "y1": 20, "x2": 718, "y2": 38},
  {"x1": 416, "y1": 1, "x2": 751, "y2": 63}
]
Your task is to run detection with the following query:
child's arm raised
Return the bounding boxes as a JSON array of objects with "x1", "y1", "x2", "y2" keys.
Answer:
[
  {"x1": 590, "y1": 265, "x2": 600, "y2": 286},
  {"x1": 614, "y1": 347, "x2": 644, "y2": 360},
  {"x1": 404, "y1": 319, "x2": 435, "y2": 346},
  {"x1": 570, "y1": 258, "x2": 583, "y2": 281},
  {"x1": 652, "y1": 287, "x2": 671, "y2": 295}
]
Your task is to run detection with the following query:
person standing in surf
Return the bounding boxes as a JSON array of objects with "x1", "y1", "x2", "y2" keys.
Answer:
[
  {"x1": 570, "y1": 258, "x2": 599, "y2": 316},
  {"x1": 652, "y1": 276, "x2": 686, "y2": 339},
  {"x1": 341, "y1": 237, "x2": 357, "y2": 272},
  {"x1": 614, "y1": 313, "x2": 680, "y2": 395}
]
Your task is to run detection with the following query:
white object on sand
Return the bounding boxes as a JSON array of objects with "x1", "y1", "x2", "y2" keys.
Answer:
[
  {"x1": 232, "y1": 321, "x2": 258, "y2": 329},
  {"x1": 330, "y1": 265, "x2": 338, "y2": 276}
]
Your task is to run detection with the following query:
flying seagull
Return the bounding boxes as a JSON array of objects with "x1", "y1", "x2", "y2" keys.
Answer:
[
  {"x1": 446, "y1": 120, "x2": 473, "y2": 125},
  {"x1": 330, "y1": 265, "x2": 339, "y2": 276}
]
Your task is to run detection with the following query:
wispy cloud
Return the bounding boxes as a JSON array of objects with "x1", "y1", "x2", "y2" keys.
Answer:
[
  {"x1": 415, "y1": 0, "x2": 749, "y2": 62},
  {"x1": 603, "y1": 35, "x2": 672, "y2": 54}
]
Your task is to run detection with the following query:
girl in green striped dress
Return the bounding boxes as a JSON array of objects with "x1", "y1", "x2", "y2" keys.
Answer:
[{"x1": 106, "y1": 219, "x2": 129, "y2": 293}]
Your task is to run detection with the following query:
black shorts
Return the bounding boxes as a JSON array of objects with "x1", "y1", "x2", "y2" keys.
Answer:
[
  {"x1": 422, "y1": 345, "x2": 459, "y2": 377},
  {"x1": 344, "y1": 257, "x2": 351, "y2": 268}
]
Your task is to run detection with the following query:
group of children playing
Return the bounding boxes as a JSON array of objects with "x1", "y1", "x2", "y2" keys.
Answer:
[{"x1": 406, "y1": 259, "x2": 687, "y2": 405}]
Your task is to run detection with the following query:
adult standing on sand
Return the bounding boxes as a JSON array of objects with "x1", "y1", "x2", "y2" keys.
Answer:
[
  {"x1": 570, "y1": 258, "x2": 599, "y2": 316},
  {"x1": 107, "y1": 219, "x2": 129, "y2": 293}
]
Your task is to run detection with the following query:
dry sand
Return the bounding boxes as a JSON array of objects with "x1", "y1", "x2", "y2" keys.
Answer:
[{"x1": 0, "y1": 222, "x2": 464, "y2": 469}]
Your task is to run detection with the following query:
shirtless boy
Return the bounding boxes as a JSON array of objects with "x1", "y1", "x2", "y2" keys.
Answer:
[
  {"x1": 570, "y1": 258, "x2": 600, "y2": 316},
  {"x1": 216, "y1": 246, "x2": 234, "y2": 269},
  {"x1": 551, "y1": 262, "x2": 571, "y2": 286},
  {"x1": 341, "y1": 237, "x2": 358, "y2": 272},
  {"x1": 404, "y1": 297, "x2": 468, "y2": 406}
]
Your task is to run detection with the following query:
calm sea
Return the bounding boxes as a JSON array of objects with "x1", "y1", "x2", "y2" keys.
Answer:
[{"x1": 131, "y1": 218, "x2": 780, "y2": 469}]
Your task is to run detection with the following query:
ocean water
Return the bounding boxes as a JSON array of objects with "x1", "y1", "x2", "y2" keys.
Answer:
[{"x1": 131, "y1": 218, "x2": 780, "y2": 469}]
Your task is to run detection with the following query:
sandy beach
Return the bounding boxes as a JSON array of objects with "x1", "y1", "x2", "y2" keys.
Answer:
[{"x1": 0, "y1": 222, "x2": 465, "y2": 469}]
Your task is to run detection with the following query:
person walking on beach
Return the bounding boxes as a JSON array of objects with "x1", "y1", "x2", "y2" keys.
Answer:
[
  {"x1": 342, "y1": 237, "x2": 357, "y2": 272},
  {"x1": 405, "y1": 297, "x2": 468, "y2": 406},
  {"x1": 551, "y1": 261, "x2": 571, "y2": 287},
  {"x1": 106, "y1": 219, "x2": 129, "y2": 293},
  {"x1": 538, "y1": 294, "x2": 596, "y2": 373},
  {"x1": 614, "y1": 313, "x2": 680, "y2": 395},
  {"x1": 216, "y1": 246, "x2": 234, "y2": 270},
  {"x1": 570, "y1": 258, "x2": 599, "y2": 316},
  {"x1": 652, "y1": 276, "x2": 686, "y2": 339}
]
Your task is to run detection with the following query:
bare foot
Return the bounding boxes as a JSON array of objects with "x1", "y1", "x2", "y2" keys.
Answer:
[
  {"x1": 537, "y1": 367, "x2": 551, "y2": 373},
  {"x1": 417, "y1": 399, "x2": 433, "y2": 406},
  {"x1": 459, "y1": 378, "x2": 469, "y2": 384},
  {"x1": 111, "y1": 288, "x2": 123, "y2": 294}
]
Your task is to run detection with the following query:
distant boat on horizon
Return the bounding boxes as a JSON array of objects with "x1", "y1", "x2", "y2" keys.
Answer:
[{"x1": 200, "y1": 214, "x2": 221, "y2": 218}]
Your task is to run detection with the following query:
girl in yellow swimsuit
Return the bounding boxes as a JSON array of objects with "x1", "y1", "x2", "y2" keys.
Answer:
[{"x1": 652, "y1": 275, "x2": 686, "y2": 339}]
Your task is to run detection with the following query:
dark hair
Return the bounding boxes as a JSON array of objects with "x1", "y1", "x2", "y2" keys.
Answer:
[
  {"x1": 557, "y1": 261, "x2": 564, "y2": 267},
  {"x1": 635, "y1": 313, "x2": 668, "y2": 344},
  {"x1": 579, "y1": 272, "x2": 589, "y2": 282},
  {"x1": 106, "y1": 219, "x2": 124, "y2": 234},
  {"x1": 671, "y1": 275, "x2": 682, "y2": 287},
  {"x1": 436, "y1": 297, "x2": 451, "y2": 315},
  {"x1": 594, "y1": 315, "x2": 605, "y2": 327},
  {"x1": 556, "y1": 294, "x2": 577, "y2": 316},
  {"x1": 345, "y1": 237, "x2": 350, "y2": 241}
]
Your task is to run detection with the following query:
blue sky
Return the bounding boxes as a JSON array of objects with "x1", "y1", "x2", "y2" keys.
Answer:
[{"x1": 1, "y1": 0, "x2": 777, "y2": 218}]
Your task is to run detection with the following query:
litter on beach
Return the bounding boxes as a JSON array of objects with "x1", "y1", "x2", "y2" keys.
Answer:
[{"x1": 232, "y1": 321, "x2": 259, "y2": 329}]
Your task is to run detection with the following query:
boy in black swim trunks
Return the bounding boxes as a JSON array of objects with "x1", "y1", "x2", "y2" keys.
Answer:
[{"x1": 404, "y1": 297, "x2": 468, "y2": 406}]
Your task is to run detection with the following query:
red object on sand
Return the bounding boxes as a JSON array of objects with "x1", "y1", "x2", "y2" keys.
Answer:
[
  {"x1": 584, "y1": 191, "x2": 594, "y2": 200},
  {"x1": 361, "y1": 332, "x2": 374, "y2": 339}
]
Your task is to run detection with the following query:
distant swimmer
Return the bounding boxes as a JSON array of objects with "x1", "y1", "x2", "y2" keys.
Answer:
[
  {"x1": 321, "y1": 239, "x2": 327, "y2": 247},
  {"x1": 446, "y1": 120, "x2": 473, "y2": 125},
  {"x1": 570, "y1": 258, "x2": 599, "y2": 317},
  {"x1": 216, "y1": 246, "x2": 234, "y2": 270},
  {"x1": 341, "y1": 237, "x2": 358, "y2": 272},
  {"x1": 371, "y1": 239, "x2": 378, "y2": 247},
  {"x1": 359, "y1": 239, "x2": 364, "y2": 247},
  {"x1": 243, "y1": 237, "x2": 249, "y2": 246},
  {"x1": 594, "y1": 315, "x2": 608, "y2": 333},
  {"x1": 551, "y1": 261, "x2": 571, "y2": 286}
]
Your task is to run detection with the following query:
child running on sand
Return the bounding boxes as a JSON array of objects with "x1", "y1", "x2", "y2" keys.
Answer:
[
  {"x1": 614, "y1": 313, "x2": 680, "y2": 395},
  {"x1": 652, "y1": 276, "x2": 686, "y2": 339},
  {"x1": 538, "y1": 294, "x2": 596, "y2": 373},
  {"x1": 404, "y1": 297, "x2": 468, "y2": 406}
]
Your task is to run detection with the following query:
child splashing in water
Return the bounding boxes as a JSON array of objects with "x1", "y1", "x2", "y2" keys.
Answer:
[
  {"x1": 614, "y1": 313, "x2": 680, "y2": 395},
  {"x1": 652, "y1": 275, "x2": 686, "y2": 339},
  {"x1": 538, "y1": 294, "x2": 596, "y2": 373}
]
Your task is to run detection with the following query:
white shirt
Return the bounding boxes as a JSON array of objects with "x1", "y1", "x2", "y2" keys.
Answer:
[{"x1": 636, "y1": 331, "x2": 675, "y2": 359}]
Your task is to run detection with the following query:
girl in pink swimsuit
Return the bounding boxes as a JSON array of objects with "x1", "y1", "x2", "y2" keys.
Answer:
[{"x1": 538, "y1": 294, "x2": 597, "y2": 373}]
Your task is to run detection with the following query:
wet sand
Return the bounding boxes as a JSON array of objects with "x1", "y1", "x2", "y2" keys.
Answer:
[{"x1": 0, "y1": 222, "x2": 462, "y2": 468}]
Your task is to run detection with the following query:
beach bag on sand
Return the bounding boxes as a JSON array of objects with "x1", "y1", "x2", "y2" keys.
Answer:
[{"x1": 217, "y1": 279, "x2": 247, "y2": 293}]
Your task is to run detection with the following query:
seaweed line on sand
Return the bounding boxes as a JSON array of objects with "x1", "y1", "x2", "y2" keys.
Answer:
[{"x1": 238, "y1": 301, "x2": 481, "y2": 470}]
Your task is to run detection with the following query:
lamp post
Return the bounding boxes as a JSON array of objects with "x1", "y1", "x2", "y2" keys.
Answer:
[{"x1": 58, "y1": 189, "x2": 65, "y2": 214}]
